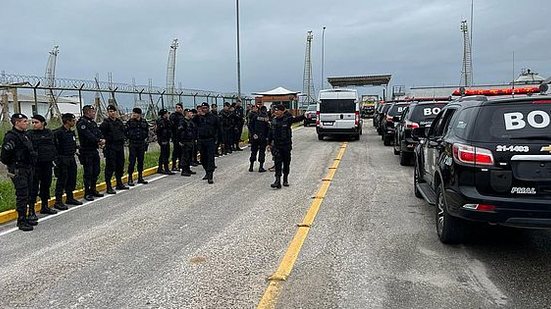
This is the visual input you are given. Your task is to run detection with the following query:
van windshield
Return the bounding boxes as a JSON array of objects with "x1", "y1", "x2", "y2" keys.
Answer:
[{"x1": 320, "y1": 99, "x2": 355, "y2": 113}]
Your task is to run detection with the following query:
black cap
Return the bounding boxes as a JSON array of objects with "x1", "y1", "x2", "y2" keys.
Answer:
[
  {"x1": 32, "y1": 114, "x2": 46, "y2": 123},
  {"x1": 211, "y1": 103, "x2": 217, "y2": 108},
  {"x1": 132, "y1": 107, "x2": 143, "y2": 114},
  {"x1": 107, "y1": 104, "x2": 117, "y2": 111},
  {"x1": 223, "y1": 102, "x2": 231, "y2": 107},
  {"x1": 201, "y1": 102, "x2": 209, "y2": 108},
  {"x1": 191, "y1": 109, "x2": 197, "y2": 113},
  {"x1": 10, "y1": 113, "x2": 28, "y2": 122},
  {"x1": 159, "y1": 109, "x2": 168, "y2": 116},
  {"x1": 61, "y1": 113, "x2": 76, "y2": 122},
  {"x1": 184, "y1": 108, "x2": 191, "y2": 113},
  {"x1": 274, "y1": 104, "x2": 285, "y2": 111}
]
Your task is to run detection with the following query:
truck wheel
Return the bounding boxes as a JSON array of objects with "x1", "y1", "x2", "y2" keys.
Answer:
[
  {"x1": 318, "y1": 134, "x2": 324, "y2": 141},
  {"x1": 399, "y1": 150, "x2": 411, "y2": 166},
  {"x1": 354, "y1": 134, "x2": 360, "y2": 141},
  {"x1": 383, "y1": 134, "x2": 391, "y2": 146},
  {"x1": 435, "y1": 185, "x2": 464, "y2": 244}
]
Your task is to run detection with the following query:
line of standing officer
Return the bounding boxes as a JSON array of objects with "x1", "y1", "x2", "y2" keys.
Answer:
[
  {"x1": 77, "y1": 105, "x2": 105, "y2": 201},
  {"x1": 100, "y1": 105, "x2": 129, "y2": 194},
  {"x1": 125, "y1": 107, "x2": 150, "y2": 186}
]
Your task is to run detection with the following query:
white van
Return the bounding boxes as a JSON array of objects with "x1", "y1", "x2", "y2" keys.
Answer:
[{"x1": 316, "y1": 89, "x2": 362, "y2": 140}]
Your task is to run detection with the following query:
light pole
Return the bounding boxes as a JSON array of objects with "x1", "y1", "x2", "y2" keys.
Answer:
[
  {"x1": 236, "y1": 0, "x2": 242, "y2": 102},
  {"x1": 321, "y1": 26, "x2": 326, "y2": 90}
]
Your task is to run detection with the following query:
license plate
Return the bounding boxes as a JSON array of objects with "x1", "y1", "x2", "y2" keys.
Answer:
[{"x1": 513, "y1": 161, "x2": 551, "y2": 181}]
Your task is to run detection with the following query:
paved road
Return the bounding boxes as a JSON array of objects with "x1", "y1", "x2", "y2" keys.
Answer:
[{"x1": 0, "y1": 124, "x2": 550, "y2": 308}]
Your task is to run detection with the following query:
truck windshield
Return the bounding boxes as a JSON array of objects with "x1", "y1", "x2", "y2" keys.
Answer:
[{"x1": 320, "y1": 99, "x2": 355, "y2": 113}]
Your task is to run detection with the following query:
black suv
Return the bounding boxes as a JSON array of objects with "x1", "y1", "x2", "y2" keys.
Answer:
[
  {"x1": 393, "y1": 101, "x2": 448, "y2": 165},
  {"x1": 414, "y1": 95, "x2": 551, "y2": 244},
  {"x1": 381, "y1": 102, "x2": 410, "y2": 146},
  {"x1": 374, "y1": 103, "x2": 390, "y2": 133}
]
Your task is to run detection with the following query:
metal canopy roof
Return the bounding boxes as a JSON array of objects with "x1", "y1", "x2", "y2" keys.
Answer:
[{"x1": 327, "y1": 75, "x2": 392, "y2": 87}]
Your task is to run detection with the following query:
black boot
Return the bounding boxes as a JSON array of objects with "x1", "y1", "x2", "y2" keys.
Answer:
[
  {"x1": 271, "y1": 176, "x2": 282, "y2": 189},
  {"x1": 207, "y1": 172, "x2": 214, "y2": 184},
  {"x1": 128, "y1": 175, "x2": 135, "y2": 186},
  {"x1": 249, "y1": 162, "x2": 254, "y2": 172},
  {"x1": 116, "y1": 179, "x2": 129, "y2": 190},
  {"x1": 65, "y1": 194, "x2": 83, "y2": 206},
  {"x1": 92, "y1": 186, "x2": 104, "y2": 197},
  {"x1": 106, "y1": 183, "x2": 116, "y2": 195},
  {"x1": 258, "y1": 162, "x2": 266, "y2": 173},
  {"x1": 181, "y1": 170, "x2": 191, "y2": 177},
  {"x1": 137, "y1": 172, "x2": 148, "y2": 184},
  {"x1": 17, "y1": 212, "x2": 33, "y2": 231},
  {"x1": 27, "y1": 205, "x2": 38, "y2": 226},
  {"x1": 283, "y1": 174, "x2": 289, "y2": 187},
  {"x1": 40, "y1": 198, "x2": 57, "y2": 215},
  {"x1": 157, "y1": 167, "x2": 164, "y2": 174},
  {"x1": 202, "y1": 174, "x2": 208, "y2": 180}
]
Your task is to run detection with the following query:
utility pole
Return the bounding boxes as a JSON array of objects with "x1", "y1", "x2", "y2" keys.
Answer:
[
  {"x1": 166, "y1": 38, "x2": 178, "y2": 109},
  {"x1": 321, "y1": 26, "x2": 326, "y2": 91},
  {"x1": 236, "y1": 0, "x2": 242, "y2": 101},
  {"x1": 301, "y1": 30, "x2": 315, "y2": 107}
]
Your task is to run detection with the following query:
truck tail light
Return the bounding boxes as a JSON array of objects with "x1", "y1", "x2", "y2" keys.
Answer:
[
  {"x1": 452, "y1": 143, "x2": 494, "y2": 166},
  {"x1": 316, "y1": 111, "x2": 320, "y2": 126},
  {"x1": 386, "y1": 115, "x2": 394, "y2": 122},
  {"x1": 355, "y1": 111, "x2": 360, "y2": 126},
  {"x1": 405, "y1": 120, "x2": 419, "y2": 129}
]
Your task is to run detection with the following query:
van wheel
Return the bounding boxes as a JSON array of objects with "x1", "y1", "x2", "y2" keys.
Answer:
[
  {"x1": 383, "y1": 134, "x2": 391, "y2": 146},
  {"x1": 317, "y1": 134, "x2": 324, "y2": 141},
  {"x1": 435, "y1": 185, "x2": 464, "y2": 244},
  {"x1": 354, "y1": 134, "x2": 360, "y2": 141},
  {"x1": 393, "y1": 143, "x2": 400, "y2": 155}
]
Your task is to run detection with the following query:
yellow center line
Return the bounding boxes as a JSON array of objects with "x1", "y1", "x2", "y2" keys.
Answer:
[{"x1": 257, "y1": 142, "x2": 348, "y2": 309}]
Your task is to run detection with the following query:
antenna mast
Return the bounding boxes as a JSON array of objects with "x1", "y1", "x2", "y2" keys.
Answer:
[
  {"x1": 460, "y1": 20, "x2": 473, "y2": 87},
  {"x1": 166, "y1": 38, "x2": 178, "y2": 109},
  {"x1": 301, "y1": 30, "x2": 316, "y2": 107},
  {"x1": 45, "y1": 45, "x2": 61, "y2": 119}
]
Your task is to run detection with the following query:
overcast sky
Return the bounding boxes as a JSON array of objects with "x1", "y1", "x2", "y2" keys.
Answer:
[{"x1": 1, "y1": 0, "x2": 549, "y2": 97}]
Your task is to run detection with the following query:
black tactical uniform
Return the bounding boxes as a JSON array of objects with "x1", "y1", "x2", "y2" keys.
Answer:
[
  {"x1": 125, "y1": 116, "x2": 149, "y2": 185},
  {"x1": 248, "y1": 108, "x2": 270, "y2": 172},
  {"x1": 28, "y1": 124, "x2": 57, "y2": 214},
  {"x1": 77, "y1": 114, "x2": 103, "y2": 200},
  {"x1": 234, "y1": 104, "x2": 245, "y2": 150},
  {"x1": 99, "y1": 113, "x2": 128, "y2": 193},
  {"x1": 169, "y1": 110, "x2": 184, "y2": 170},
  {"x1": 156, "y1": 111, "x2": 172, "y2": 174},
  {"x1": 268, "y1": 108, "x2": 304, "y2": 188},
  {"x1": 177, "y1": 114, "x2": 197, "y2": 176},
  {"x1": 193, "y1": 106, "x2": 221, "y2": 183},
  {"x1": 53, "y1": 118, "x2": 81, "y2": 209},
  {"x1": 220, "y1": 107, "x2": 234, "y2": 154},
  {"x1": 1, "y1": 114, "x2": 37, "y2": 231}
]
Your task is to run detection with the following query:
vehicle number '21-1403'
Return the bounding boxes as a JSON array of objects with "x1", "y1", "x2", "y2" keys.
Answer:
[{"x1": 496, "y1": 145, "x2": 530, "y2": 152}]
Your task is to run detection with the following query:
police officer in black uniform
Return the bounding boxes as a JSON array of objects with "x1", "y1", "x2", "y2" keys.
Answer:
[
  {"x1": 267, "y1": 104, "x2": 304, "y2": 189},
  {"x1": 234, "y1": 100, "x2": 245, "y2": 151},
  {"x1": 193, "y1": 102, "x2": 221, "y2": 184},
  {"x1": 177, "y1": 108, "x2": 197, "y2": 176},
  {"x1": 190, "y1": 108, "x2": 200, "y2": 166},
  {"x1": 211, "y1": 103, "x2": 222, "y2": 156},
  {"x1": 169, "y1": 103, "x2": 185, "y2": 171},
  {"x1": 125, "y1": 107, "x2": 150, "y2": 186},
  {"x1": 248, "y1": 105, "x2": 270, "y2": 173},
  {"x1": 77, "y1": 105, "x2": 105, "y2": 201},
  {"x1": 156, "y1": 109, "x2": 173, "y2": 174},
  {"x1": 220, "y1": 102, "x2": 234, "y2": 154},
  {"x1": 53, "y1": 113, "x2": 82, "y2": 210},
  {"x1": 1, "y1": 113, "x2": 37, "y2": 231},
  {"x1": 28, "y1": 114, "x2": 58, "y2": 215},
  {"x1": 99, "y1": 105, "x2": 128, "y2": 194}
]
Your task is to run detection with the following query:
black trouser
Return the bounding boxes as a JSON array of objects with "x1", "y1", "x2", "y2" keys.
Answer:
[
  {"x1": 235, "y1": 123, "x2": 244, "y2": 147},
  {"x1": 180, "y1": 141, "x2": 194, "y2": 172},
  {"x1": 198, "y1": 138, "x2": 216, "y2": 173},
  {"x1": 128, "y1": 143, "x2": 146, "y2": 176},
  {"x1": 171, "y1": 139, "x2": 182, "y2": 168},
  {"x1": 81, "y1": 150, "x2": 100, "y2": 196},
  {"x1": 104, "y1": 144, "x2": 125, "y2": 185},
  {"x1": 273, "y1": 145, "x2": 292, "y2": 177},
  {"x1": 192, "y1": 141, "x2": 199, "y2": 163},
  {"x1": 223, "y1": 128, "x2": 233, "y2": 152},
  {"x1": 30, "y1": 161, "x2": 53, "y2": 205},
  {"x1": 158, "y1": 141, "x2": 170, "y2": 170},
  {"x1": 54, "y1": 156, "x2": 77, "y2": 200},
  {"x1": 250, "y1": 139, "x2": 267, "y2": 163},
  {"x1": 11, "y1": 166, "x2": 33, "y2": 216}
]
